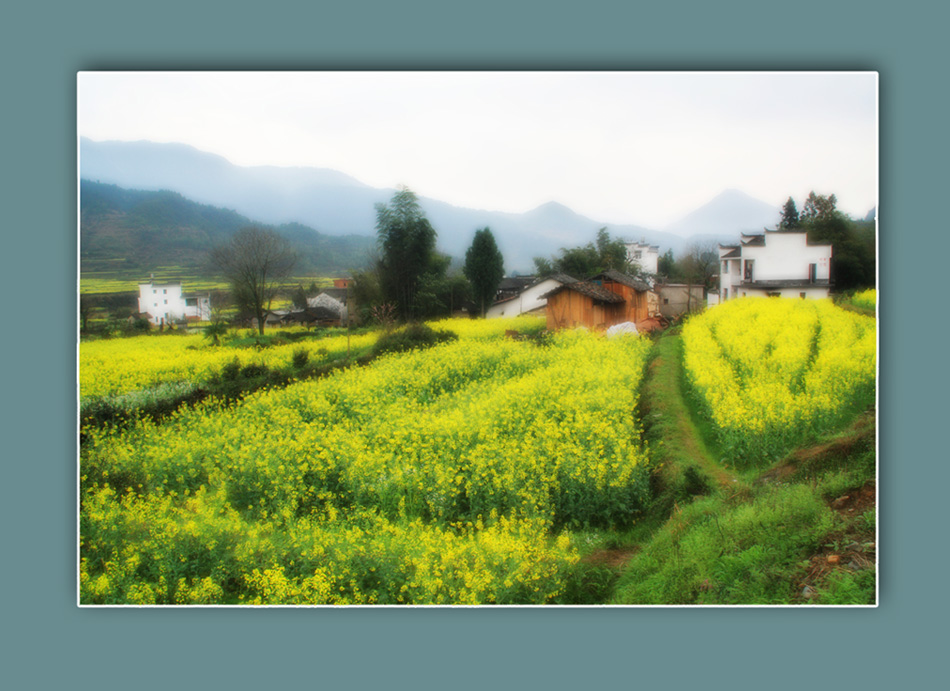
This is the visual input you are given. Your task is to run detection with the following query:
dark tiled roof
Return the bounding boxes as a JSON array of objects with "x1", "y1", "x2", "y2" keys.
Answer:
[
  {"x1": 498, "y1": 277, "x2": 536, "y2": 291},
  {"x1": 541, "y1": 281, "x2": 625, "y2": 304},
  {"x1": 544, "y1": 273, "x2": 578, "y2": 286},
  {"x1": 319, "y1": 288, "x2": 347, "y2": 300},
  {"x1": 592, "y1": 269, "x2": 652, "y2": 293},
  {"x1": 720, "y1": 248, "x2": 741, "y2": 258},
  {"x1": 740, "y1": 234, "x2": 766, "y2": 246},
  {"x1": 743, "y1": 279, "x2": 832, "y2": 289}
]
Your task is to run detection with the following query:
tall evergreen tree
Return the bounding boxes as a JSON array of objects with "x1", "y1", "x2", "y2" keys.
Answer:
[
  {"x1": 779, "y1": 196, "x2": 800, "y2": 230},
  {"x1": 464, "y1": 227, "x2": 505, "y2": 317}
]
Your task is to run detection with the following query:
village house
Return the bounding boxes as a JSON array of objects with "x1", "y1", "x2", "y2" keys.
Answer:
[
  {"x1": 542, "y1": 269, "x2": 657, "y2": 331},
  {"x1": 486, "y1": 274, "x2": 576, "y2": 319},
  {"x1": 625, "y1": 240, "x2": 660, "y2": 276},
  {"x1": 494, "y1": 276, "x2": 536, "y2": 303},
  {"x1": 306, "y1": 278, "x2": 351, "y2": 322},
  {"x1": 137, "y1": 279, "x2": 211, "y2": 326},
  {"x1": 719, "y1": 229, "x2": 833, "y2": 301}
]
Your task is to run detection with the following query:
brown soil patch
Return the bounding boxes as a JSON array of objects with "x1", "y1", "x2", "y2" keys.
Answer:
[
  {"x1": 583, "y1": 547, "x2": 640, "y2": 569},
  {"x1": 828, "y1": 482, "x2": 876, "y2": 517},
  {"x1": 758, "y1": 411, "x2": 875, "y2": 485}
]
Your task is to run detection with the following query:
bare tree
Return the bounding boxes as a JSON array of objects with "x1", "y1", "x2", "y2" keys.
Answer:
[
  {"x1": 210, "y1": 226, "x2": 296, "y2": 335},
  {"x1": 680, "y1": 239, "x2": 719, "y2": 312}
]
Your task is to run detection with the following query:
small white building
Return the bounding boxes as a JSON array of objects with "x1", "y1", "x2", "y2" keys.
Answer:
[
  {"x1": 486, "y1": 274, "x2": 577, "y2": 319},
  {"x1": 137, "y1": 280, "x2": 211, "y2": 326},
  {"x1": 656, "y1": 283, "x2": 705, "y2": 318},
  {"x1": 625, "y1": 240, "x2": 660, "y2": 276},
  {"x1": 719, "y1": 230, "x2": 832, "y2": 301}
]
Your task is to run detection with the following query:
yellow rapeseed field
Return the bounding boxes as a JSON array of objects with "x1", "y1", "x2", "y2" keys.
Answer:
[
  {"x1": 681, "y1": 298, "x2": 876, "y2": 466},
  {"x1": 80, "y1": 326, "x2": 652, "y2": 605}
]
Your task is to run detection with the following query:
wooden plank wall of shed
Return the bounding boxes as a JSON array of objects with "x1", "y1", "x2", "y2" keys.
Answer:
[
  {"x1": 603, "y1": 280, "x2": 648, "y2": 323},
  {"x1": 546, "y1": 291, "x2": 623, "y2": 330}
]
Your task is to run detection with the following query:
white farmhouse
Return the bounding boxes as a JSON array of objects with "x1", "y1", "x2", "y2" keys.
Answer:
[
  {"x1": 486, "y1": 274, "x2": 577, "y2": 319},
  {"x1": 718, "y1": 230, "x2": 832, "y2": 301},
  {"x1": 137, "y1": 280, "x2": 211, "y2": 326},
  {"x1": 625, "y1": 240, "x2": 659, "y2": 276}
]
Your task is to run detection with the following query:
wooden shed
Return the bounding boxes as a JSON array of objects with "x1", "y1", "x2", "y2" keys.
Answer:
[
  {"x1": 542, "y1": 281, "x2": 626, "y2": 331},
  {"x1": 590, "y1": 270, "x2": 653, "y2": 324}
]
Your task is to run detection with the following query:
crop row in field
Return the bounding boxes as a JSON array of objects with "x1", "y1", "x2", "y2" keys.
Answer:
[
  {"x1": 80, "y1": 328, "x2": 652, "y2": 604},
  {"x1": 681, "y1": 298, "x2": 876, "y2": 466},
  {"x1": 79, "y1": 316, "x2": 546, "y2": 401}
]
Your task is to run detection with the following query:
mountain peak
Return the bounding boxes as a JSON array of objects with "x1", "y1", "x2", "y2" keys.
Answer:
[
  {"x1": 527, "y1": 200, "x2": 574, "y2": 214},
  {"x1": 665, "y1": 189, "x2": 779, "y2": 238}
]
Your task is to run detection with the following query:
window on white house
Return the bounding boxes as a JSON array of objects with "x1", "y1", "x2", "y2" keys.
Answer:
[
  {"x1": 800, "y1": 292, "x2": 806, "y2": 299},
  {"x1": 163, "y1": 289, "x2": 167, "y2": 294},
  {"x1": 164, "y1": 299, "x2": 168, "y2": 304},
  {"x1": 744, "y1": 260, "x2": 754, "y2": 282},
  {"x1": 809, "y1": 264, "x2": 817, "y2": 283}
]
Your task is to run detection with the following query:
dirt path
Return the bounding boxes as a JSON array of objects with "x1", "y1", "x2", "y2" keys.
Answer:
[{"x1": 640, "y1": 332, "x2": 746, "y2": 494}]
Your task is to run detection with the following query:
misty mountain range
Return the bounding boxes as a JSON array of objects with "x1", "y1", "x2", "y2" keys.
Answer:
[{"x1": 80, "y1": 137, "x2": 792, "y2": 274}]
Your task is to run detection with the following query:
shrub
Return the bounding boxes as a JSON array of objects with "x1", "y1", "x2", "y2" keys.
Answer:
[
  {"x1": 292, "y1": 348, "x2": 309, "y2": 368},
  {"x1": 371, "y1": 323, "x2": 458, "y2": 357}
]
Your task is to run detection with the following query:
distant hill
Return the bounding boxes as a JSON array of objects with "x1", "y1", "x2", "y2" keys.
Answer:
[
  {"x1": 80, "y1": 138, "x2": 689, "y2": 272},
  {"x1": 80, "y1": 181, "x2": 376, "y2": 279},
  {"x1": 664, "y1": 189, "x2": 780, "y2": 237}
]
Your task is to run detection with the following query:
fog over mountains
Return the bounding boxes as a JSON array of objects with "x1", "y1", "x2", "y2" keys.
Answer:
[{"x1": 80, "y1": 138, "x2": 784, "y2": 272}]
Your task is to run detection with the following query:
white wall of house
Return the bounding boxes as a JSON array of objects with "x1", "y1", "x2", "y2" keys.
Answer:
[
  {"x1": 719, "y1": 231, "x2": 832, "y2": 301},
  {"x1": 625, "y1": 241, "x2": 659, "y2": 275},
  {"x1": 138, "y1": 281, "x2": 211, "y2": 324},
  {"x1": 486, "y1": 277, "x2": 565, "y2": 318}
]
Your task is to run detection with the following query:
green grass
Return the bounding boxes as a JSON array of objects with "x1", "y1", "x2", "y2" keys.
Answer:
[{"x1": 80, "y1": 271, "x2": 337, "y2": 295}]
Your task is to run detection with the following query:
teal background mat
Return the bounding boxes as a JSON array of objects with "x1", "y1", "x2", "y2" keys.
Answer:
[{"x1": 4, "y1": 0, "x2": 947, "y2": 687}]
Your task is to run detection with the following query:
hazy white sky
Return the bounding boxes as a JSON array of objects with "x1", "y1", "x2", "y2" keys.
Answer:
[{"x1": 78, "y1": 71, "x2": 878, "y2": 228}]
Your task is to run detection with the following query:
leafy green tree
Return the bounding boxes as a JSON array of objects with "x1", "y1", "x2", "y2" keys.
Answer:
[
  {"x1": 800, "y1": 191, "x2": 838, "y2": 226},
  {"x1": 464, "y1": 227, "x2": 506, "y2": 316},
  {"x1": 375, "y1": 187, "x2": 441, "y2": 320},
  {"x1": 595, "y1": 227, "x2": 629, "y2": 271},
  {"x1": 210, "y1": 226, "x2": 296, "y2": 335},
  {"x1": 533, "y1": 228, "x2": 634, "y2": 279},
  {"x1": 779, "y1": 196, "x2": 800, "y2": 230},
  {"x1": 797, "y1": 191, "x2": 875, "y2": 292},
  {"x1": 657, "y1": 249, "x2": 676, "y2": 278},
  {"x1": 532, "y1": 255, "x2": 555, "y2": 278},
  {"x1": 291, "y1": 284, "x2": 310, "y2": 310}
]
